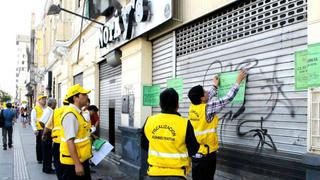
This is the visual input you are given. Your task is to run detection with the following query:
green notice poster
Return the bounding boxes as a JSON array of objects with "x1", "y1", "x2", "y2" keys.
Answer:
[
  {"x1": 294, "y1": 43, "x2": 320, "y2": 90},
  {"x1": 307, "y1": 43, "x2": 320, "y2": 88},
  {"x1": 167, "y1": 78, "x2": 183, "y2": 101},
  {"x1": 218, "y1": 71, "x2": 246, "y2": 104},
  {"x1": 295, "y1": 50, "x2": 309, "y2": 90},
  {"x1": 143, "y1": 85, "x2": 160, "y2": 106}
]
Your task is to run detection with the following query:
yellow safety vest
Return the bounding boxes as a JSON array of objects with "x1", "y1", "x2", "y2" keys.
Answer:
[
  {"x1": 34, "y1": 105, "x2": 44, "y2": 130},
  {"x1": 144, "y1": 113, "x2": 191, "y2": 178},
  {"x1": 51, "y1": 106, "x2": 68, "y2": 144},
  {"x1": 188, "y1": 103, "x2": 219, "y2": 155},
  {"x1": 59, "y1": 106, "x2": 92, "y2": 165}
]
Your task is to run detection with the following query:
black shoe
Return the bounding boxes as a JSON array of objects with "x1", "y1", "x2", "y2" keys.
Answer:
[
  {"x1": 3, "y1": 147, "x2": 7, "y2": 150},
  {"x1": 37, "y1": 161, "x2": 42, "y2": 164},
  {"x1": 43, "y1": 169, "x2": 55, "y2": 174},
  {"x1": 90, "y1": 170, "x2": 96, "y2": 173},
  {"x1": 8, "y1": 145, "x2": 13, "y2": 149}
]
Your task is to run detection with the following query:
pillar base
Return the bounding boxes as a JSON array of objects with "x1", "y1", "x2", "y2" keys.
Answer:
[{"x1": 119, "y1": 126, "x2": 148, "y2": 180}]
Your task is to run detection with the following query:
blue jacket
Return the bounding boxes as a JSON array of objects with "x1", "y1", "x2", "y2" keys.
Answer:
[{"x1": 2, "y1": 109, "x2": 15, "y2": 127}]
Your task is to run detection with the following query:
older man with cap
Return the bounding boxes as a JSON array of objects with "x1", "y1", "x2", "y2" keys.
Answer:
[
  {"x1": 39, "y1": 98, "x2": 57, "y2": 174},
  {"x1": 60, "y1": 84, "x2": 92, "y2": 180},
  {"x1": 42, "y1": 97, "x2": 69, "y2": 180},
  {"x1": 31, "y1": 95, "x2": 47, "y2": 164}
]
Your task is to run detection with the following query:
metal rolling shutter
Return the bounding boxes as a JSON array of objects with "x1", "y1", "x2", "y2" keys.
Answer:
[
  {"x1": 173, "y1": 0, "x2": 307, "y2": 154},
  {"x1": 99, "y1": 61, "x2": 122, "y2": 137},
  {"x1": 152, "y1": 33, "x2": 174, "y2": 114}
]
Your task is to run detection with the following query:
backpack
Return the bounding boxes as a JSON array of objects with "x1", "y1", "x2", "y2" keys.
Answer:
[{"x1": 0, "y1": 110, "x2": 4, "y2": 128}]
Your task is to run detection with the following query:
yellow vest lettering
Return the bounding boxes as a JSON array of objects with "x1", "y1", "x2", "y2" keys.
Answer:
[
  {"x1": 51, "y1": 106, "x2": 68, "y2": 143},
  {"x1": 188, "y1": 104, "x2": 219, "y2": 155},
  {"x1": 59, "y1": 106, "x2": 92, "y2": 165},
  {"x1": 144, "y1": 113, "x2": 191, "y2": 178},
  {"x1": 35, "y1": 105, "x2": 44, "y2": 130}
]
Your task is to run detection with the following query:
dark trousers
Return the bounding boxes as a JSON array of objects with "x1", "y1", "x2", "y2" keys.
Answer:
[
  {"x1": 61, "y1": 160, "x2": 91, "y2": 180},
  {"x1": 36, "y1": 130, "x2": 43, "y2": 162},
  {"x1": 2, "y1": 126, "x2": 13, "y2": 148},
  {"x1": 192, "y1": 151, "x2": 217, "y2": 180},
  {"x1": 53, "y1": 142, "x2": 63, "y2": 180},
  {"x1": 42, "y1": 136, "x2": 53, "y2": 172}
]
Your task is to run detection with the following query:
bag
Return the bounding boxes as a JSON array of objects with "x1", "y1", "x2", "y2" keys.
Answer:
[{"x1": 0, "y1": 110, "x2": 4, "y2": 128}]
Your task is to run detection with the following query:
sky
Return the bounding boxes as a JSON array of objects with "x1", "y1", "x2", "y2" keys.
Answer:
[{"x1": 0, "y1": 0, "x2": 45, "y2": 98}]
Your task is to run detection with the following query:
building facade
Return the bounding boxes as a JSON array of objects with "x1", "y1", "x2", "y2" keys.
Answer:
[{"x1": 16, "y1": 35, "x2": 30, "y2": 103}]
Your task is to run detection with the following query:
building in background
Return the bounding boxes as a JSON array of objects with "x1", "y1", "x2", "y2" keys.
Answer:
[{"x1": 16, "y1": 35, "x2": 30, "y2": 104}]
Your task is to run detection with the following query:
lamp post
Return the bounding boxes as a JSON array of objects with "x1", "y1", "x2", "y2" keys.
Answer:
[
  {"x1": 47, "y1": 3, "x2": 104, "y2": 64},
  {"x1": 47, "y1": 4, "x2": 104, "y2": 26}
]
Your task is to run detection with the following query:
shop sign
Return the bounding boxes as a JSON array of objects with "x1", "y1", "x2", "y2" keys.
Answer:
[{"x1": 99, "y1": 0, "x2": 172, "y2": 57}]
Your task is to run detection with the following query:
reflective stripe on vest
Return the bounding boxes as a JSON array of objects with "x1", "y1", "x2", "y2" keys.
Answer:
[
  {"x1": 188, "y1": 103, "x2": 219, "y2": 154},
  {"x1": 149, "y1": 150, "x2": 188, "y2": 158},
  {"x1": 61, "y1": 136, "x2": 89, "y2": 143},
  {"x1": 145, "y1": 113, "x2": 191, "y2": 177},
  {"x1": 194, "y1": 128, "x2": 216, "y2": 136},
  {"x1": 60, "y1": 106, "x2": 92, "y2": 165},
  {"x1": 52, "y1": 127, "x2": 61, "y2": 131}
]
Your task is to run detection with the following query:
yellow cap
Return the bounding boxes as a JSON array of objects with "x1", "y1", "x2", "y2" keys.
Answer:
[
  {"x1": 37, "y1": 95, "x2": 47, "y2": 101},
  {"x1": 65, "y1": 84, "x2": 91, "y2": 99},
  {"x1": 63, "y1": 98, "x2": 69, "y2": 104}
]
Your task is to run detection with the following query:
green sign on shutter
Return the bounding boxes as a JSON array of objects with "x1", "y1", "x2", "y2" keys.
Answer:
[
  {"x1": 167, "y1": 78, "x2": 183, "y2": 101},
  {"x1": 307, "y1": 43, "x2": 320, "y2": 88},
  {"x1": 294, "y1": 43, "x2": 320, "y2": 90},
  {"x1": 143, "y1": 85, "x2": 160, "y2": 106},
  {"x1": 218, "y1": 71, "x2": 246, "y2": 104},
  {"x1": 295, "y1": 50, "x2": 309, "y2": 90}
]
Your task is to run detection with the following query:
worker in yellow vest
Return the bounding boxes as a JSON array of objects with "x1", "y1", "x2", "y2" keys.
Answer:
[
  {"x1": 142, "y1": 88, "x2": 207, "y2": 179},
  {"x1": 60, "y1": 84, "x2": 92, "y2": 179},
  {"x1": 30, "y1": 95, "x2": 47, "y2": 164},
  {"x1": 187, "y1": 69, "x2": 246, "y2": 180},
  {"x1": 42, "y1": 98, "x2": 69, "y2": 180}
]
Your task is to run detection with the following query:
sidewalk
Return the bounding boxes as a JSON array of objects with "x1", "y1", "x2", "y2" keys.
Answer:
[{"x1": 0, "y1": 123, "x2": 131, "y2": 180}]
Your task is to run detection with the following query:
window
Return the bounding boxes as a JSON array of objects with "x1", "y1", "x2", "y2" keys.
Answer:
[
  {"x1": 73, "y1": 72, "x2": 83, "y2": 86},
  {"x1": 22, "y1": 61, "x2": 24, "y2": 65},
  {"x1": 309, "y1": 88, "x2": 320, "y2": 154}
]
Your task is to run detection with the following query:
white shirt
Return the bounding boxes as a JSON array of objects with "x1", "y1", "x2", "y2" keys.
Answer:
[
  {"x1": 40, "y1": 107, "x2": 54, "y2": 125},
  {"x1": 62, "y1": 104, "x2": 80, "y2": 141},
  {"x1": 31, "y1": 104, "x2": 46, "y2": 132},
  {"x1": 82, "y1": 110, "x2": 90, "y2": 122}
]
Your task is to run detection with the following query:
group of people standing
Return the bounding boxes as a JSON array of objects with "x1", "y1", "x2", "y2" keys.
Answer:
[
  {"x1": 142, "y1": 70, "x2": 247, "y2": 180},
  {"x1": 31, "y1": 84, "x2": 99, "y2": 180}
]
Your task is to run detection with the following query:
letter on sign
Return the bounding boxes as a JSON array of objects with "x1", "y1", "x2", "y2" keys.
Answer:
[{"x1": 135, "y1": 0, "x2": 149, "y2": 22}]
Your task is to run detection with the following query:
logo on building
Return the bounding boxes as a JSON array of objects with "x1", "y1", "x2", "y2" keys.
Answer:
[{"x1": 99, "y1": 0, "x2": 150, "y2": 48}]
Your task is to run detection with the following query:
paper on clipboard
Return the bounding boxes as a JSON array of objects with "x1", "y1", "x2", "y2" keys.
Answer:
[{"x1": 90, "y1": 141, "x2": 114, "y2": 165}]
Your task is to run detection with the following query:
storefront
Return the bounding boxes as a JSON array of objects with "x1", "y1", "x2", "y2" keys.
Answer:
[
  {"x1": 99, "y1": 60, "x2": 122, "y2": 154},
  {"x1": 151, "y1": 0, "x2": 308, "y2": 178}
]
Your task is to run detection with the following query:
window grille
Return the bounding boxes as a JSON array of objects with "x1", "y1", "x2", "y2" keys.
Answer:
[{"x1": 176, "y1": 0, "x2": 307, "y2": 57}]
